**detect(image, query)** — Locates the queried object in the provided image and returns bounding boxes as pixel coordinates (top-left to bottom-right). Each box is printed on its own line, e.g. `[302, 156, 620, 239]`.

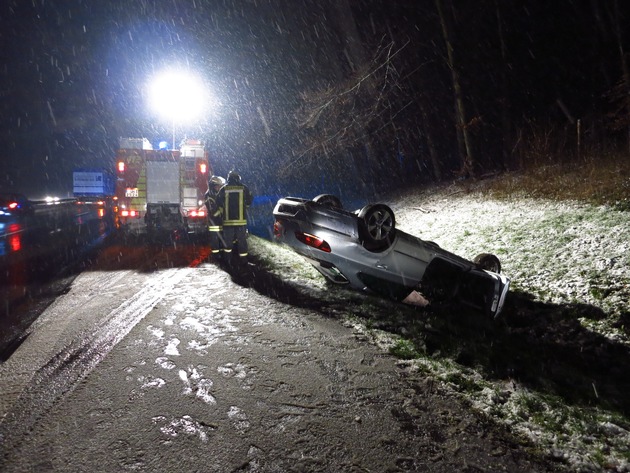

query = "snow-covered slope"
[392, 187, 629, 341]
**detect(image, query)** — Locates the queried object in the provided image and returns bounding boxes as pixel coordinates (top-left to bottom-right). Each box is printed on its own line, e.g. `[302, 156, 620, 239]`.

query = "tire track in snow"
[0, 266, 191, 461]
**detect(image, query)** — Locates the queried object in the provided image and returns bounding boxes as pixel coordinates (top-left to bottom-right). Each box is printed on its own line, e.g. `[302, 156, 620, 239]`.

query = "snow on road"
[2, 259, 554, 472]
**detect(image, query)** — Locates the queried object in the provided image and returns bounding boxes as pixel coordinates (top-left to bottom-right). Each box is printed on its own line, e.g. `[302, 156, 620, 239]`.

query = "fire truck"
[113, 138, 212, 237]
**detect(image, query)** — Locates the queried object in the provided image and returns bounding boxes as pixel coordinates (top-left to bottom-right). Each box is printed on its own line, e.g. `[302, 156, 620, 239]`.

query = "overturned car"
[272, 195, 510, 318]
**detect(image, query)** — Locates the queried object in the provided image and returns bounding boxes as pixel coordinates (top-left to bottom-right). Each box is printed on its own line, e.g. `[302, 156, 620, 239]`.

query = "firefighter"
[204, 175, 227, 260]
[216, 170, 253, 266]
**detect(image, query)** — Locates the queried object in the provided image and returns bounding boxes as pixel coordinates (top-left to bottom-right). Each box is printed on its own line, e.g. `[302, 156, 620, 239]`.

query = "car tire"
[473, 253, 501, 273]
[358, 204, 396, 250]
[313, 194, 343, 209]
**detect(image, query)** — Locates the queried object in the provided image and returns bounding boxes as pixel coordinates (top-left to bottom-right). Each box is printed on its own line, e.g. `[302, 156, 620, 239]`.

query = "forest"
[1, 0, 629, 196]
[284, 0, 630, 193]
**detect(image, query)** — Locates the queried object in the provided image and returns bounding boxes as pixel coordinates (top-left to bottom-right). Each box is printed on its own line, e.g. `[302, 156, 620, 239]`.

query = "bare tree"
[285, 41, 412, 179]
[609, 0, 630, 154]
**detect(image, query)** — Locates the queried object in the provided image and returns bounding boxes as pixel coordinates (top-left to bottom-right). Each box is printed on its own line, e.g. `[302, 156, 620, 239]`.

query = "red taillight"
[129, 210, 137, 217]
[189, 209, 205, 217]
[118, 161, 125, 172]
[199, 163, 207, 174]
[121, 210, 129, 217]
[8, 202, 18, 210]
[295, 231, 331, 252]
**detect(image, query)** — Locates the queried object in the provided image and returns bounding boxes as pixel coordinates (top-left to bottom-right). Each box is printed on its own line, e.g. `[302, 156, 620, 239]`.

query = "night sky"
[1, 0, 628, 199]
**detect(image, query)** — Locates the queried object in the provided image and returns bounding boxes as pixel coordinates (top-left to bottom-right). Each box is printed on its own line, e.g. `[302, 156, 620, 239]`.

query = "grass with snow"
[393, 190, 629, 331]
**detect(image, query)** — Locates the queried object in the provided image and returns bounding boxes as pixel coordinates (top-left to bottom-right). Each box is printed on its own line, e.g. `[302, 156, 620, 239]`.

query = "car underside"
[273, 195, 510, 318]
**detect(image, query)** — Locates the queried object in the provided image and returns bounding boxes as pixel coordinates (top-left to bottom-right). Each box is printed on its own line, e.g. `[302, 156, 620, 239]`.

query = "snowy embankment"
[387, 187, 630, 472]
[251, 184, 630, 472]
[391, 186, 629, 341]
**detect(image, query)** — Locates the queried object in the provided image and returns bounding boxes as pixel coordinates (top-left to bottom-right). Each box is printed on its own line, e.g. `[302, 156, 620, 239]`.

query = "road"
[0, 200, 112, 364]
[0, 240, 560, 472]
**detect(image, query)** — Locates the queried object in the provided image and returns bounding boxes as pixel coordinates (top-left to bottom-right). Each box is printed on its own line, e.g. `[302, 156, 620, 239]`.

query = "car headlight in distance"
[295, 231, 331, 253]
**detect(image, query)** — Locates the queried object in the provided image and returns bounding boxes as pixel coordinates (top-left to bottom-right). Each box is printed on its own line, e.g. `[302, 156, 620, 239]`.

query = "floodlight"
[148, 71, 207, 123]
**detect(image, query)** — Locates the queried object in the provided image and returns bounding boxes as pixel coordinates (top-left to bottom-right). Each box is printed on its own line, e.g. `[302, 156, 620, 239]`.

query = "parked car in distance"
[0, 193, 34, 220]
[272, 194, 510, 318]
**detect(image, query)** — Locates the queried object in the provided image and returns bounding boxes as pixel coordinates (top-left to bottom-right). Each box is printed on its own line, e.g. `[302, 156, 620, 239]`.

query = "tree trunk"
[611, 0, 630, 155]
[435, 0, 475, 178]
[494, 0, 511, 170]
[418, 99, 442, 181]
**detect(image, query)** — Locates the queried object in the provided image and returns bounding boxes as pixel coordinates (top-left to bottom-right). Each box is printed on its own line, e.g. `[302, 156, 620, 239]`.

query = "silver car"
[272, 194, 510, 318]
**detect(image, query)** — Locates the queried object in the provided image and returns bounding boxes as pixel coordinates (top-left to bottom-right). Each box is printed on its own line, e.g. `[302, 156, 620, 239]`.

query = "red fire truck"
[113, 138, 212, 238]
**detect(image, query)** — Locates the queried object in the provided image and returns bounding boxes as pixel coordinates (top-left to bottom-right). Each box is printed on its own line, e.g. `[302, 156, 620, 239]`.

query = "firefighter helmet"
[209, 175, 226, 187]
[227, 170, 241, 184]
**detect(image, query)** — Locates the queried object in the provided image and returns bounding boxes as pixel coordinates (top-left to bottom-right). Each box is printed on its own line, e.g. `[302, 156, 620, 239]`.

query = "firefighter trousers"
[208, 230, 224, 254]
[222, 225, 248, 257]
[208, 217, 225, 255]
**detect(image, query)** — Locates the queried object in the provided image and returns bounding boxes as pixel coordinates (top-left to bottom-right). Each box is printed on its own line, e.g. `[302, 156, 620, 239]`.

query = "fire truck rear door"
[146, 161, 179, 203]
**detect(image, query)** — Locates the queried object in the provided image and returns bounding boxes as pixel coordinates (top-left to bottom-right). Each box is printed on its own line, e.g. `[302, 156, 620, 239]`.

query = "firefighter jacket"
[204, 189, 223, 231]
[217, 184, 253, 227]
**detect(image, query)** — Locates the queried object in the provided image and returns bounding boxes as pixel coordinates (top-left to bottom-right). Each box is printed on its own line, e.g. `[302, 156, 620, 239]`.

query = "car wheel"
[473, 253, 501, 273]
[358, 204, 396, 249]
[313, 194, 343, 209]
